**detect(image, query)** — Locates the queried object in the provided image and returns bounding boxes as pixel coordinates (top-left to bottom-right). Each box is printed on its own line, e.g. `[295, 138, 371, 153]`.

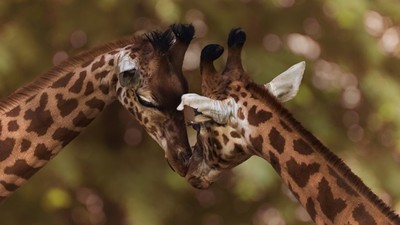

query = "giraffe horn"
[145, 29, 175, 54]
[223, 28, 246, 74]
[200, 44, 224, 76]
[170, 24, 195, 45]
[170, 24, 195, 72]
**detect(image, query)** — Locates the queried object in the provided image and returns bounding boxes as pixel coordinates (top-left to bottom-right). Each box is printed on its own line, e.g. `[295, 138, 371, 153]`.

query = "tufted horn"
[200, 44, 224, 96]
[200, 44, 224, 76]
[170, 24, 195, 72]
[145, 29, 175, 54]
[223, 28, 246, 74]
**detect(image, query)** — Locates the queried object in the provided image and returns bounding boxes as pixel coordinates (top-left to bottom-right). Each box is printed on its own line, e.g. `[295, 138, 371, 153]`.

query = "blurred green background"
[1, 0, 400, 224]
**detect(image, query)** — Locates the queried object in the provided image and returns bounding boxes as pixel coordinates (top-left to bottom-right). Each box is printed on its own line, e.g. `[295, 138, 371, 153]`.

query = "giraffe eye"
[136, 92, 159, 109]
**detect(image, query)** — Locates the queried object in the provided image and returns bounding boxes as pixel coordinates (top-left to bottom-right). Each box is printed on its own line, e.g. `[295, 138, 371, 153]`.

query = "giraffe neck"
[228, 81, 400, 225]
[0, 44, 127, 200]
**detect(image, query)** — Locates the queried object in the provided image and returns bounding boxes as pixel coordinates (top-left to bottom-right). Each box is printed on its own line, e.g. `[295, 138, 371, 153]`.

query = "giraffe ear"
[119, 69, 140, 88]
[264, 61, 305, 102]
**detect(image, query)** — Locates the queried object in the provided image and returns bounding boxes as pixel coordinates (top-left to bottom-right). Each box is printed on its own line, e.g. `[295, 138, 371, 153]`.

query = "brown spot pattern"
[237, 107, 245, 120]
[250, 135, 264, 153]
[0, 181, 18, 192]
[99, 84, 109, 95]
[286, 158, 320, 188]
[293, 139, 313, 155]
[6, 106, 21, 117]
[51, 72, 74, 88]
[85, 97, 105, 111]
[21, 139, 31, 152]
[7, 120, 19, 131]
[55, 94, 78, 117]
[268, 127, 285, 154]
[24, 93, 54, 136]
[306, 198, 317, 221]
[95, 71, 109, 80]
[84, 82, 94, 96]
[230, 94, 239, 102]
[222, 134, 229, 145]
[235, 85, 241, 92]
[69, 71, 86, 93]
[4, 159, 40, 179]
[91, 55, 106, 71]
[230, 131, 241, 138]
[0, 138, 16, 161]
[52, 128, 80, 147]
[34, 143, 52, 160]
[233, 143, 245, 154]
[269, 151, 281, 174]
[317, 177, 346, 223]
[248, 105, 272, 126]
[352, 204, 377, 225]
[73, 112, 94, 128]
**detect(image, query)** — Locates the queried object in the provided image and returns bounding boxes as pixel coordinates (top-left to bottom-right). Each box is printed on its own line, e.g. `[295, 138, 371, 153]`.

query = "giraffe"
[178, 28, 400, 225]
[0, 24, 194, 202]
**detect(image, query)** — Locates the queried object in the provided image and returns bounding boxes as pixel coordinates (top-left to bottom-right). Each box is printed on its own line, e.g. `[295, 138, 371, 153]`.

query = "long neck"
[0, 50, 121, 200]
[229, 81, 400, 225]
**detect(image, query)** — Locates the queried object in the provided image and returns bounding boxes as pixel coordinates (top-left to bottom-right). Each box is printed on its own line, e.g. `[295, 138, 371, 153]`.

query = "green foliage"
[0, 0, 400, 224]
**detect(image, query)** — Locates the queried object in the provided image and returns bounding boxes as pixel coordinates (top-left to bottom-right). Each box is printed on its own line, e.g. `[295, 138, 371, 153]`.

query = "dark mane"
[246, 81, 400, 224]
[0, 34, 144, 115]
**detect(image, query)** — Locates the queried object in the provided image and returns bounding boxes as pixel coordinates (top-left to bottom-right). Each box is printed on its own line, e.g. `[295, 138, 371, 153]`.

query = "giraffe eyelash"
[135, 91, 160, 109]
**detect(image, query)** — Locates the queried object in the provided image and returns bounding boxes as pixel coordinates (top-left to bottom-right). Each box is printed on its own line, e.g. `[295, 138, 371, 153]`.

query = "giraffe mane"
[245, 82, 400, 224]
[0, 34, 144, 115]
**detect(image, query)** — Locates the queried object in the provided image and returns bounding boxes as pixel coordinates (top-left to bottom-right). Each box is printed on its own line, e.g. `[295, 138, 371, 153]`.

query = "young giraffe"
[178, 29, 400, 224]
[0, 24, 194, 202]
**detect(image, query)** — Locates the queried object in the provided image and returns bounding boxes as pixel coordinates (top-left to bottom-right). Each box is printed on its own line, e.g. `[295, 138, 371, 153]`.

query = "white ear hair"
[264, 61, 305, 102]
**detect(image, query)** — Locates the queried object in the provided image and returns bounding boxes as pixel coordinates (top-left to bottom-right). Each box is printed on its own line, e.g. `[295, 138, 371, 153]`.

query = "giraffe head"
[179, 28, 305, 188]
[116, 24, 194, 177]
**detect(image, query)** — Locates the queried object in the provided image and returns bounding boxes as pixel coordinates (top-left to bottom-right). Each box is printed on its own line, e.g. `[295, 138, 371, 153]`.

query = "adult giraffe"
[0, 24, 194, 202]
[179, 28, 400, 225]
